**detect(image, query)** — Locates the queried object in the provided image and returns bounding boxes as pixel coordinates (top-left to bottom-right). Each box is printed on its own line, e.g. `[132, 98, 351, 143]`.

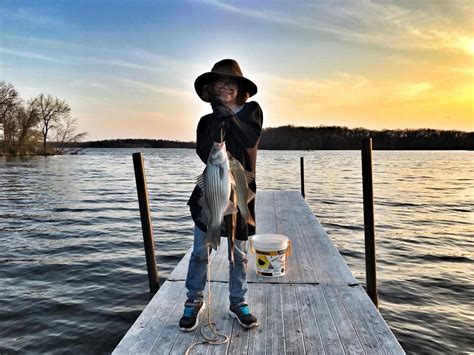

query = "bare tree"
[15, 100, 41, 154]
[33, 94, 71, 154]
[53, 116, 87, 153]
[0, 82, 22, 153]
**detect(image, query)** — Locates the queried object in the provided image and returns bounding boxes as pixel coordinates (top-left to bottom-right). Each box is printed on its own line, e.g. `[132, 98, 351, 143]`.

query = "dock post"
[300, 157, 305, 198]
[132, 152, 160, 294]
[361, 138, 379, 308]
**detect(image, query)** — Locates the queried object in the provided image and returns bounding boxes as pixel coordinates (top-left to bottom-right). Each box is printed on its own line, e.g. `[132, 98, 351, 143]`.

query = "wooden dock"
[113, 191, 404, 354]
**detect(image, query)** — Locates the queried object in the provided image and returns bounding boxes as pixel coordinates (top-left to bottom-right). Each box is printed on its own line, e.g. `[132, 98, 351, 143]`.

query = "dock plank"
[297, 284, 345, 355]
[281, 284, 306, 354]
[247, 283, 267, 355]
[113, 190, 404, 355]
[265, 284, 285, 354]
[322, 284, 365, 354]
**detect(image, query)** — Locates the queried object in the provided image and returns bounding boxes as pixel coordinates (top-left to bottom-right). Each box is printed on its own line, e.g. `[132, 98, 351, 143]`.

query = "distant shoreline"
[73, 126, 473, 151]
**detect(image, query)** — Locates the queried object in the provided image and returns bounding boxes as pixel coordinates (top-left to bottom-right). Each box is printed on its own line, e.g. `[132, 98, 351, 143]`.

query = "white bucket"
[250, 234, 291, 277]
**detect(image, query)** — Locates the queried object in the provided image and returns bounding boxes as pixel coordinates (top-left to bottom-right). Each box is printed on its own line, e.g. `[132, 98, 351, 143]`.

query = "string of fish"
[185, 123, 233, 354]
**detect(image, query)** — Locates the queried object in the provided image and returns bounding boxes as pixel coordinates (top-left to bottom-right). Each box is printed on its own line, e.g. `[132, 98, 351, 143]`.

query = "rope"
[184, 247, 230, 354]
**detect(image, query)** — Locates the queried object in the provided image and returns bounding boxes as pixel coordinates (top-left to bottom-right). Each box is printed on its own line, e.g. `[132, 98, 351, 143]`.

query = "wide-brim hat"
[194, 59, 258, 102]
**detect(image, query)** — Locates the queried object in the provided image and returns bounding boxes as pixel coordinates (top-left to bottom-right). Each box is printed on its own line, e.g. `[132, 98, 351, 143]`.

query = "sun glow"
[457, 37, 474, 56]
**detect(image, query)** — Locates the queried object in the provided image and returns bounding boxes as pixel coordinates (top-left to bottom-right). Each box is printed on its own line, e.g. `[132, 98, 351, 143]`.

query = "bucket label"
[255, 249, 286, 256]
[255, 250, 287, 277]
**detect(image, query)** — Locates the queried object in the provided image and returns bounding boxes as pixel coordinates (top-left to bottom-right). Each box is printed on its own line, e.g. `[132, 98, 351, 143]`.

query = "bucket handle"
[249, 238, 292, 256]
[249, 238, 255, 254]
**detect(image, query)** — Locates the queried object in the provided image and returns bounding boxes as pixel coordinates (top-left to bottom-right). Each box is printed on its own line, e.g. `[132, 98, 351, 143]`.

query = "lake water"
[0, 149, 473, 354]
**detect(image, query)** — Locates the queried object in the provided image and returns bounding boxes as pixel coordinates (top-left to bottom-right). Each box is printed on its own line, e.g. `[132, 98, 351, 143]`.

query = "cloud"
[202, 0, 473, 54]
[0, 47, 67, 64]
[68, 79, 109, 90]
[1, 45, 168, 75]
[1, 7, 65, 27]
[118, 78, 193, 98]
[256, 71, 370, 96]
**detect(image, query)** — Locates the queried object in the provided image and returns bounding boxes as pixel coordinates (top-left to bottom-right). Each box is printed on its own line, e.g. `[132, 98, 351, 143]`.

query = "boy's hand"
[210, 97, 233, 121]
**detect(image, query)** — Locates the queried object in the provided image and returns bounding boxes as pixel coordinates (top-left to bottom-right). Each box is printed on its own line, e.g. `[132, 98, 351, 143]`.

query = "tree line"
[77, 125, 473, 150]
[0, 82, 86, 155]
[76, 138, 195, 149]
[258, 125, 473, 150]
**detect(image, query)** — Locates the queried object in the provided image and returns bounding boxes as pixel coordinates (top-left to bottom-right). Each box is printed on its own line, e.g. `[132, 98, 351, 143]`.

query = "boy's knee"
[191, 247, 209, 262]
[229, 245, 248, 263]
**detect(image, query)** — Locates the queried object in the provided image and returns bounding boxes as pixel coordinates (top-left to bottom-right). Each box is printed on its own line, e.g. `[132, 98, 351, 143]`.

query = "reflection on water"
[0, 149, 473, 353]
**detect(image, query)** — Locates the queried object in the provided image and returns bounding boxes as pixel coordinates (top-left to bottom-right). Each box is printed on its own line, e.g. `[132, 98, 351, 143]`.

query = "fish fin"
[246, 189, 256, 203]
[245, 171, 255, 184]
[245, 213, 256, 227]
[196, 194, 210, 226]
[223, 201, 237, 216]
[195, 173, 205, 190]
[229, 171, 236, 187]
[219, 165, 225, 179]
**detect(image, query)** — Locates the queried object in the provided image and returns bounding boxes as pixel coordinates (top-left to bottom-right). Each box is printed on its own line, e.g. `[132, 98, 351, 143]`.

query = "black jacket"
[187, 101, 263, 240]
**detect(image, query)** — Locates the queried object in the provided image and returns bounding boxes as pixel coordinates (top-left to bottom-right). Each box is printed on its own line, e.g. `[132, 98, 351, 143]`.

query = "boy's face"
[213, 78, 238, 105]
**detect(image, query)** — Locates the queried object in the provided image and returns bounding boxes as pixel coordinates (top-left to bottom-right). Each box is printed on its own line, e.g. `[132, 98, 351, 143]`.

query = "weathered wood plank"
[296, 284, 344, 355]
[282, 191, 331, 284]
[265, 284, 285, 354]
[274, 191, 300, 283]
[255, 191, 276, 235]
[351, 285, 405, 355]
[322, 284, 365, 354]
[293, 284, 326, 354]
[286, 191, 359, 285]
[281, 284, 306, 354]
[336, 284, 383, 354]
[247, 283, 267, 355]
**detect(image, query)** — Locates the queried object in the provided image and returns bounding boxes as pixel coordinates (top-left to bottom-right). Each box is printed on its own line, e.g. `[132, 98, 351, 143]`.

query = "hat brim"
[194, 72, 258, 102]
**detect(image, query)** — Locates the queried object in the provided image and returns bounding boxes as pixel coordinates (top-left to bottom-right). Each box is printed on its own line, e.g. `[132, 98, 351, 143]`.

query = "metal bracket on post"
[361, 138, 379, 309]
[132, 152, 160, 294]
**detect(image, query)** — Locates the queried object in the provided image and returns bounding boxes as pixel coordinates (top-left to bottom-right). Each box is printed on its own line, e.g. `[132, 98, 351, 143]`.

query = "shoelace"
[239, 306, 250, 316]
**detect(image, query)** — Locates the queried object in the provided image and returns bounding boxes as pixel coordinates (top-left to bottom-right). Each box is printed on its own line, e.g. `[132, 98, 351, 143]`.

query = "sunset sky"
[1, 0, 473, 141]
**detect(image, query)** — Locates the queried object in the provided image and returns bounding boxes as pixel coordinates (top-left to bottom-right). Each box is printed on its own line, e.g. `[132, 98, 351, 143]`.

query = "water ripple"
[0, 149, 473, 353]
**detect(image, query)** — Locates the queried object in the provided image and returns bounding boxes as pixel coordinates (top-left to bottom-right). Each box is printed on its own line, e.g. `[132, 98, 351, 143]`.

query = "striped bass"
[196, 141, 237, 250]
[229, 156, 256, 227]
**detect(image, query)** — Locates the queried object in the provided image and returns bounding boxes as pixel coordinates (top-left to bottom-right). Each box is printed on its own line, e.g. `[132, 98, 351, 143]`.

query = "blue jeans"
[185, 226, 248, 305]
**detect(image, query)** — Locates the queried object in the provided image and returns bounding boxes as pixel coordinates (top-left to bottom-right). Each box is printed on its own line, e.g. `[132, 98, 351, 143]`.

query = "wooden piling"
[300, 156, 305, 198]
[132, 152, 160, 294]
[361, 138, 379, 308]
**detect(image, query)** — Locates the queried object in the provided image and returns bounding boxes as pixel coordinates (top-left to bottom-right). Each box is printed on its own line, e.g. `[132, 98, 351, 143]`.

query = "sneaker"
[179, 299, 206, 332]
[229, 303, 258, 329]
